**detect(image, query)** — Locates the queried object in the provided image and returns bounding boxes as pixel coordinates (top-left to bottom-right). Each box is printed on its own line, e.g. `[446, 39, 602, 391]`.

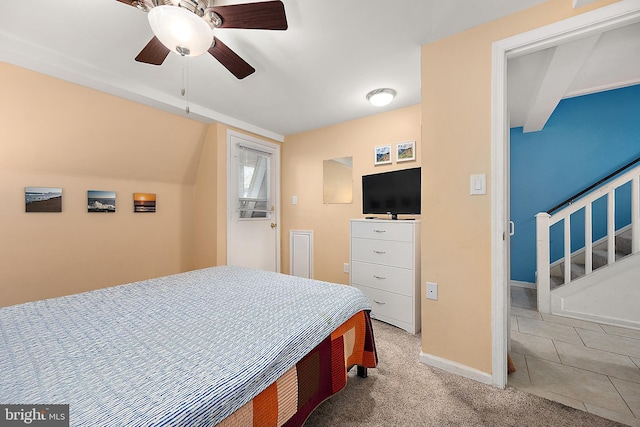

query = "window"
[237, 145, 271, 219]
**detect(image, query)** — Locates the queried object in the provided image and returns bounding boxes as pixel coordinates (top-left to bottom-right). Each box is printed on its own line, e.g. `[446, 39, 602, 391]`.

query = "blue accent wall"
[510, 84, 640, 283]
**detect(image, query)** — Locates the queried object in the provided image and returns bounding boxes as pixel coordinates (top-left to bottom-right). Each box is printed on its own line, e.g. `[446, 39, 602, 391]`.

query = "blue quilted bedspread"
[0, 266, 372, 426]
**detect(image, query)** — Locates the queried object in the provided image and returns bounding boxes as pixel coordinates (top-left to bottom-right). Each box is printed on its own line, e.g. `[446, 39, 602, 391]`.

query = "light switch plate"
[470, 174, 486, 195]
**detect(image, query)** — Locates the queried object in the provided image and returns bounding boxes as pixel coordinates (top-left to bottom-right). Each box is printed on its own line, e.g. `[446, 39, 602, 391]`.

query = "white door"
[227, 130, 280, 272]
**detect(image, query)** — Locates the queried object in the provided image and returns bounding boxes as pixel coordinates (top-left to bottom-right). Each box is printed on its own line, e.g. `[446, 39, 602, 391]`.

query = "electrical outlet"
[343, 263, 350, 273]
[426, 282, 438, 300]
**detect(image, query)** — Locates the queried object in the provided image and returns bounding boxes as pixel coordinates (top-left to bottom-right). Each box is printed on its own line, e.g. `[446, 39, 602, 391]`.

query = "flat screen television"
[362, 167, 421, 219]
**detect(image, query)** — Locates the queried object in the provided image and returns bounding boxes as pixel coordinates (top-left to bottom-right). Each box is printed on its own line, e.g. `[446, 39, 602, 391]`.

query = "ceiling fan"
[116, 0, 288, 79]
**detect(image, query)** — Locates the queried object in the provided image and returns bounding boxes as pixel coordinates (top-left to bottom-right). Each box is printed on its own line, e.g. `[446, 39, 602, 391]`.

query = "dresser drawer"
[351, 221, 414, 242]
[354, 285, 413, 325]
[351, 238, 413, 269]
[350, 219, 421, 334]
[351, 261, 413, 296]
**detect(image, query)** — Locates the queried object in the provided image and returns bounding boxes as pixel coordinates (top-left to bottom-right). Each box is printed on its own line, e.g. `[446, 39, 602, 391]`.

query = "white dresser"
[350, 219, 421, 334]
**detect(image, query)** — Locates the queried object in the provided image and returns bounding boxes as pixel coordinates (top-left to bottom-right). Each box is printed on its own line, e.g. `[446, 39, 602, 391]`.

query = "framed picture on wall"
[88, 190, 116, 213]
[374, 145, 392, 165]
[396, 141, 416, 162]
[25, 187, 62, 213]
[133, 193, 157, 213]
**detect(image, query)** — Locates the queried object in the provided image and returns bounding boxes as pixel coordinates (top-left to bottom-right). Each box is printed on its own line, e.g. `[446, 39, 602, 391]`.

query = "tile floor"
[508, 287, 640, 426]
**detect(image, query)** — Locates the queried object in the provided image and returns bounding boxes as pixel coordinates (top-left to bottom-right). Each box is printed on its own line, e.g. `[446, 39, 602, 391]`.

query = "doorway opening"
[491, 1, 640, 389]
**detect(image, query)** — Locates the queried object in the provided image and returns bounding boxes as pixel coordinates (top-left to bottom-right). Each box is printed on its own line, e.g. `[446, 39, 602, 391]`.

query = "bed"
[0, 266, 377, 426]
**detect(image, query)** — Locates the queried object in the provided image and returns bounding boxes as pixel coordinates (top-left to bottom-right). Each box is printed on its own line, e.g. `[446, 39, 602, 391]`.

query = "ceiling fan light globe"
[148, 6, 213, 57]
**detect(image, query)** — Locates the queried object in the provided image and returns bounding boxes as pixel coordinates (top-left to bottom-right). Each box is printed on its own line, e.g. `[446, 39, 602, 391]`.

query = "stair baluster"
[633, 176, 640, 254]
[535, 160, 640, 314]
[608, 188, 615, 265]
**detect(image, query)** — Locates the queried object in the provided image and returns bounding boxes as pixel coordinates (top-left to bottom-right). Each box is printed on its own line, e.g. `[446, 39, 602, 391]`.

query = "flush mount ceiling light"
[147, 5, 214, 57]
[366, 88, 397, 107]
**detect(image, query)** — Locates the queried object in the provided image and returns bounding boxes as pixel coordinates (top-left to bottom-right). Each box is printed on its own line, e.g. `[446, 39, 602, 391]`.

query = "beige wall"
[0, 62, 208, 307]
[420, 0, 619, 373]
[193, 123, 223, 269]
[282, 105, 421, 284]
[0, 62, 281, 307]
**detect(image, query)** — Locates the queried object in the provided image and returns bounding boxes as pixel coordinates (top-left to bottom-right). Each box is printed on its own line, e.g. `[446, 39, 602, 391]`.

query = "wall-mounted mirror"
[323, 157, 353, 204]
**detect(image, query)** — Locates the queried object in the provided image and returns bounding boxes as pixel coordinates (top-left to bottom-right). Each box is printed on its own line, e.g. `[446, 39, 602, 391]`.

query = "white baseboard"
[551, 308, 640, 331]
[420, 352, 493, 386]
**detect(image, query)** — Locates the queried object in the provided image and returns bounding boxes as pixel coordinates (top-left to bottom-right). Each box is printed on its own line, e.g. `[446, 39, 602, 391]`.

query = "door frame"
[491, 0, 640, 388]
[226, 129, 281, 272]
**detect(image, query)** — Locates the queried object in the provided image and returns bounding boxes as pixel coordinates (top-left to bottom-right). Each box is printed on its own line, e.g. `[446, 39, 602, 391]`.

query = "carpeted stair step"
[592, 247, 628, 270]
[571, 262, 585, 279]
[557, 261, 585, 280]
[550, 275, 564, 290]
[593, 249, 608, 269]
[615, 228, 633, 255]
[545, 228, 634, 289]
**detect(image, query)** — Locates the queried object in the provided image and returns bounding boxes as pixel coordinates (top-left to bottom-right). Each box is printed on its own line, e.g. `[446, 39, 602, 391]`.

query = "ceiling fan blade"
[209, 37, 256, 79]
[211, 1, 288, 30]
[135, 37, 170, 66]
[115, 0, 138, 7]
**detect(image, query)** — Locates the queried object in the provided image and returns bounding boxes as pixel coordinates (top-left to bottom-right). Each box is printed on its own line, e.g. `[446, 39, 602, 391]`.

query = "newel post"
[536, 212, 551, 314]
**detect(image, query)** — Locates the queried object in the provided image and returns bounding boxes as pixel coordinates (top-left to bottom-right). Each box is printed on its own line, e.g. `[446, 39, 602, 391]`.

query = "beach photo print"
[88, 190, 116, 213]
[133, 193, 157, 213]
[25, 187, 62, 212]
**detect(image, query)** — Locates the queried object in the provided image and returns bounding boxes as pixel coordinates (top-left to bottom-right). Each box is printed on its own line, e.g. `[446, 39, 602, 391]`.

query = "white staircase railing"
[536, 165, 640, 313]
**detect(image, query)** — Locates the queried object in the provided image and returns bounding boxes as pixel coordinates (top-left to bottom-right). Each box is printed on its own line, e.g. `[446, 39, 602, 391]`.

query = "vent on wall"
[290, 230, 313, 278]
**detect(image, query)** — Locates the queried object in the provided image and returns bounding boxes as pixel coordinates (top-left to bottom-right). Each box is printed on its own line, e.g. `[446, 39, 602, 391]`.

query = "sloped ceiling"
[0, 62, 208, 185]
[508, 21, 640, 132]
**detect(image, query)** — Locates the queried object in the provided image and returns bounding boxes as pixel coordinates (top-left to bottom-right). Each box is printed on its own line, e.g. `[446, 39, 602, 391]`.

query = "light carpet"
[304, 319, 623, 426]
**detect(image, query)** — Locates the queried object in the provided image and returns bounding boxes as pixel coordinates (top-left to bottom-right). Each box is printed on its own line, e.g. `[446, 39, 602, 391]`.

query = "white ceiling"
[1, 0, 638, 140]
[508, 20, 640, 132]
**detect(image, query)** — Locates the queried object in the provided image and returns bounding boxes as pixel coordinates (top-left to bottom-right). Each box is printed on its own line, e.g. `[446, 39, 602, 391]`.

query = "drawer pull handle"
[373, 229, 386, 233]
[373, 250, 386, 254]
[373, 275, 386, 280]
[373, 300, 386, 305]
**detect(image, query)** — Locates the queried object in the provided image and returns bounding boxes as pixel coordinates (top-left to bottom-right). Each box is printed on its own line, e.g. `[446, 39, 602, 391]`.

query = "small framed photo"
[396, 141, 416, 162]
[134, 193, 157, 213]
[374, 145, 392, 165]
[88, 190, 116, 213]
[25, 187, 62, 212]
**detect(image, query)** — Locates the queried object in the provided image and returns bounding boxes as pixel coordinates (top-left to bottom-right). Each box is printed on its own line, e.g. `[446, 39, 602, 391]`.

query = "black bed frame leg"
[357, 365, 368, 378]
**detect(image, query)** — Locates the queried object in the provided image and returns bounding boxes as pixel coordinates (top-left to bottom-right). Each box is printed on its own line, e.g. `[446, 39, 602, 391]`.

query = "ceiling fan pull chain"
[182, 56, 190, 114]
[181, 56, 186, 97]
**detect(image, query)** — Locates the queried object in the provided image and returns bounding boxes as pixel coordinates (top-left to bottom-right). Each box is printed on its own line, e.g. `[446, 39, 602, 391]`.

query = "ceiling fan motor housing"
[169, 0, 222, 28]
[133, 1, 213, 18]
[168, 0, 210, 17]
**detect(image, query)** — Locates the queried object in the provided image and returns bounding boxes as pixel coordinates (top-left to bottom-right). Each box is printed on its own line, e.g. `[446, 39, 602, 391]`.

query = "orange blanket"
[218, 310, 377, 426]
